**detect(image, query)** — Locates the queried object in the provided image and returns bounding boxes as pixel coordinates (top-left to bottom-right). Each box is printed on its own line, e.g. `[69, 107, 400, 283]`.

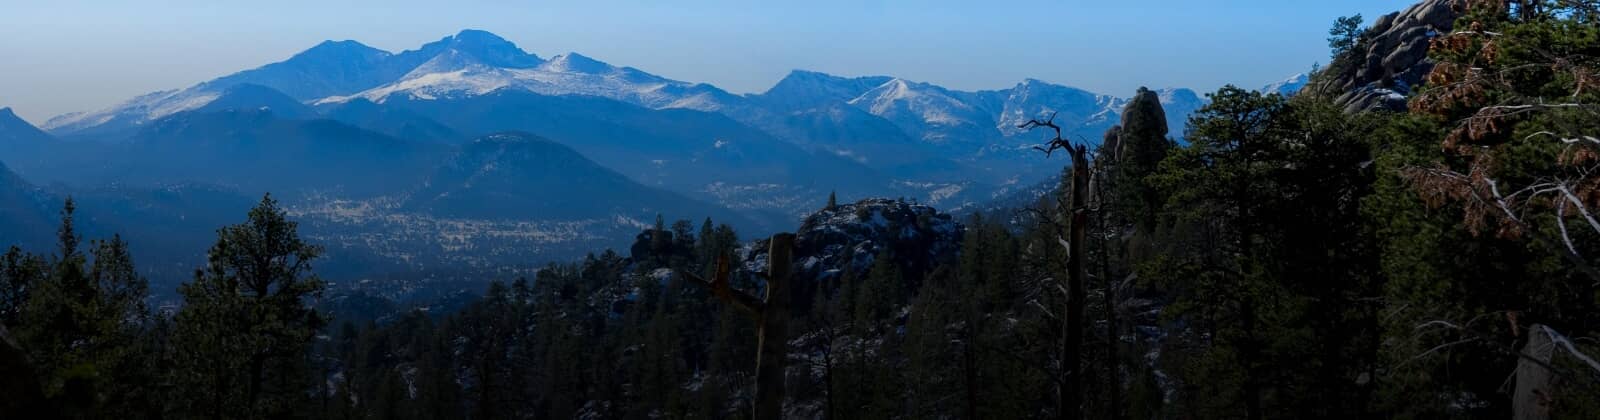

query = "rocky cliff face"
[1325, 0, 1461, 113]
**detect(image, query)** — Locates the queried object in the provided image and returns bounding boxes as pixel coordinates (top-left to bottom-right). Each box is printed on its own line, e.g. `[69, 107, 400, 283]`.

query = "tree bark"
[754, 233, 794, 420]
[677, 233, 794, 420]
[1063, 146, 1089, 420]
[1514, 324, 1556, 420]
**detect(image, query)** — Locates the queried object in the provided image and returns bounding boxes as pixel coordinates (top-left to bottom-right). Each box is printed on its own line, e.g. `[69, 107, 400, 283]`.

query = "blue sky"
[0, 0, 1414, 124]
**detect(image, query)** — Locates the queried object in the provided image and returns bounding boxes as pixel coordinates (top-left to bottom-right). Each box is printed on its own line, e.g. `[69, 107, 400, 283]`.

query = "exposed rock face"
[1117, 88, 1169, 154]
[1327, 0, 1461, 113]
[1094, 87, 1169, 165]
[739, 198, 963, 313]
[792, 198, 962, 280]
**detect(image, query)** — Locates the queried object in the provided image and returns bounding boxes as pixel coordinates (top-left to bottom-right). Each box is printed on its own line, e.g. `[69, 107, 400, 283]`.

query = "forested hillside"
[2, 1, 1599, 419]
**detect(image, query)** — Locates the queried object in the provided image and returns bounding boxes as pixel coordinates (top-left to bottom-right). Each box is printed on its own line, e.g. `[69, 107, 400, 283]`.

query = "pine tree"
[1143, 86, 1381, 418]
[10, 199, 155, 417]
[1326, 14, 1363, 58]
[1379, 2, 1600, 415]
[1146, 86, 1287, 420]
[697, 218, 717, 268]
[171, 193, 328, 418]
[0, 246, 45, 327]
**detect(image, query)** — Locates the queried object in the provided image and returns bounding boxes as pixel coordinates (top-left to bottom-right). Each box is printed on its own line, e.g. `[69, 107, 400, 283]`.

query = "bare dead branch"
[1537, 325, 1600, 376]
[679, 254, 766, 317]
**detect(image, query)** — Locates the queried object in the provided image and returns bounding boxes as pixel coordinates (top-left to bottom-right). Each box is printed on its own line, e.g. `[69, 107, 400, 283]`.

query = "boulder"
[1325, 0, 1461, 113]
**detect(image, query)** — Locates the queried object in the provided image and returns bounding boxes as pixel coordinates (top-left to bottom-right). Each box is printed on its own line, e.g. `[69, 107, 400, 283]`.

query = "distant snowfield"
[314, 52, 741, 115]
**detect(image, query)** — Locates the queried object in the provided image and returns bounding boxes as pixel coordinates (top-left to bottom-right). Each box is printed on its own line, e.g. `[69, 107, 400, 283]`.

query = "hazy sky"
[0, 0, 1414, 124]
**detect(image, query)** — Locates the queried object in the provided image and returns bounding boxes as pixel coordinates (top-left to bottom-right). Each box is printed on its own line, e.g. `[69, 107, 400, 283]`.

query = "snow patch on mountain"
[996, 78, 1121, 137]
[1261, 73, 1310, 97]
[318, 51, 746, 114]
[851, 79, 977, 126]
[43, 89, 222, 133]
[846, 78, 998, 144]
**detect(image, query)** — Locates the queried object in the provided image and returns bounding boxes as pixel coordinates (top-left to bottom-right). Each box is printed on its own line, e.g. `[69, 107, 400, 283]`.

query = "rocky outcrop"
[1116, 88, 1169, 156]
[738, 198, 962, 314]
[792, 198, 961, 279]
[1325, 0, 1460, 113]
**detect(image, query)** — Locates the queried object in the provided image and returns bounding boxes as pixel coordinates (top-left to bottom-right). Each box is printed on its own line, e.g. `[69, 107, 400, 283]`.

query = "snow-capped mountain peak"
[752, 70, 893, 112]
[851, 78, 972, 121]
[413, 29, 542, 69]
[542, 52, 614, 74]
[1261, 73, 1310, 97]
[403, 48, 497, 78]
[845, 78, 1002, 145]
[996, 78, 1117, 137]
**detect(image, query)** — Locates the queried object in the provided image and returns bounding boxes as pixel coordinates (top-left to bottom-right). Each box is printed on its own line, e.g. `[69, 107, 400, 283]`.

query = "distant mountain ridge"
[0, 160, 54, 248]
[4, 30, 1323, 219]
[0, 28, 1320, 299]
[0, 108, 71, 182]
[0, 107, 51, 144]
[35, 29, 1222, 150]
[3, 29, 1317, 246]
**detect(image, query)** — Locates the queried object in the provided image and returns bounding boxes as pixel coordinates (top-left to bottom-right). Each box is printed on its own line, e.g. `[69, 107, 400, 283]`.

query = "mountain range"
[34, 30, 1217, 177]
[0, 29, 1303, 295]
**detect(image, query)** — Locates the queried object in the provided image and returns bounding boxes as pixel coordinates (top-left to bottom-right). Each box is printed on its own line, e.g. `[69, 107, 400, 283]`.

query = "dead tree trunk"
[755, 234, 793, 420]
[1064, 144, 1089, 420]
[682, 233, 795, 420]
[1514, 324, 1557, 420]
[1021, 113, 1090, 420]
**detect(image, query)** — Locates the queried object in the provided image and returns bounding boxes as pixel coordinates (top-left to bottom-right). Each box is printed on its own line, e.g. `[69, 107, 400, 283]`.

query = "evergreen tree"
[1378, 2, 1600, 415]
[0, 246, 45, 327]
[171, 193, 328, 418]
[1327, 14, 1364, 58]
[1144, 86, 1381, 418]
[7, 199, 156, 417]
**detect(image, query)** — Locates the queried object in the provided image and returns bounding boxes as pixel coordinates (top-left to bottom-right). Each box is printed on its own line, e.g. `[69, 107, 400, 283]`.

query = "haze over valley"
[0, 29, 1287, 298]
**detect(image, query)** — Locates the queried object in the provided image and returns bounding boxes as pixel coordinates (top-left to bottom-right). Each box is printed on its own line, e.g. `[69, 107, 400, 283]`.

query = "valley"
[0, 29, 1292, 299]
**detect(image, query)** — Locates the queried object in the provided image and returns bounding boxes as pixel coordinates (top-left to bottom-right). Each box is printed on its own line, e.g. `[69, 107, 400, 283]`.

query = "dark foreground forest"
[4, 1, 1600, 419]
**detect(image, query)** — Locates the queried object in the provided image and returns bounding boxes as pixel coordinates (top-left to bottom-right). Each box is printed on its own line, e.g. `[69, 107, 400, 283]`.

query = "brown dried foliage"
[1402, 157, 1523, 239]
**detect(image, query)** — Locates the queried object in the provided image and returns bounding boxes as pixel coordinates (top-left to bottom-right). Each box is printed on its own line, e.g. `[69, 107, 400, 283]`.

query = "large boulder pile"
[1324, 0, 1461, 113]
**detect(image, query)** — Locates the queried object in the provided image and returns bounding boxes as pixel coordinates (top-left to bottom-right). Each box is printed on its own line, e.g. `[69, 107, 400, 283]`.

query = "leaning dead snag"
[681, 233, 795, 420]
